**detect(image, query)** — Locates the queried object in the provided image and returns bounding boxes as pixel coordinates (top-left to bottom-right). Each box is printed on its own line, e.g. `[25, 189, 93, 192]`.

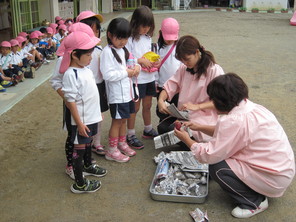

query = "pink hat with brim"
[10, 39, 20, 47]
[58, 20, 65, 25]
[16, 36, 27, 44]
[76, 10, 103, 23]
[49, 23, 58, 34]
[18, 32, 28, 38]
[29, 32, 39, 39]
[33, 30, 43, 37]
[58, 24, 67, 31]
[57, 22, 101, 57]
[46, 27, 54, 34]
[55, 16, 62, 22]
[59, 31, 100, 74]
[161, 18, 179, 41]
[0, 41, 11, 48]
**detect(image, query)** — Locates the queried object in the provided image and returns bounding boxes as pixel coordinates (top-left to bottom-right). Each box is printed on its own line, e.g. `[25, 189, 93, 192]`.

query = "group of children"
[50, 7, 183, 193]
[0, 15, 72, 92]
[48, 6, 295, 220]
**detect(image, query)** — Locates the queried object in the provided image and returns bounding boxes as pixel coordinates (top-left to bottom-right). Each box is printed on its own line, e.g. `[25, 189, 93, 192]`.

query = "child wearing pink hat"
[51, 22, 101, 180]
[0, 41, 24, 81]
[76, 11, 108, 156]
[9, 39, 26, 80]
[60, 31, 107, 193]
[155, 18, 181, 124]
[27, 32, 43, 62]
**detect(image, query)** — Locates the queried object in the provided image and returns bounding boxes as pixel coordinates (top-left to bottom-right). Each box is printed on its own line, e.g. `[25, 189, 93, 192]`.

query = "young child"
[125, 6, 158, 150]
[157, 35, 224, 142]
[175, 73, 295, 218]
[155, 17, 181, 123]
[76, 11, 109, 156]
[50, 23, 100, 180]
[27, 32, 43, 62]
[10, 39, 25, 74]
[60, 31, 107, 193]
[100, 18, 140, 163]
[0, 41, 24, 81]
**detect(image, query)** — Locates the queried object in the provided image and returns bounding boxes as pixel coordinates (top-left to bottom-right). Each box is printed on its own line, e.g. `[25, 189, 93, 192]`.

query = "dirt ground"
[0, 11, 295, 222]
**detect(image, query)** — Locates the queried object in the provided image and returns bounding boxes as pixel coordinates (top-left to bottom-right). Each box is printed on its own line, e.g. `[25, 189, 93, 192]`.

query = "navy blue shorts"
[109, 101, 135, 119]
[71, 123, 98, 144]
[134, 81, 156, 99]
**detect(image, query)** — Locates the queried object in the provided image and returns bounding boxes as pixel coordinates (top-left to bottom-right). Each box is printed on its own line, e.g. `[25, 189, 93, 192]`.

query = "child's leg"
[142, 95, 158, 139]
[72, 144, 86, 186]
[105, 118, 130, 162]
[92, 121, 106, 155]
[127, 99, 144, 149]
[118, 119, 136, 156]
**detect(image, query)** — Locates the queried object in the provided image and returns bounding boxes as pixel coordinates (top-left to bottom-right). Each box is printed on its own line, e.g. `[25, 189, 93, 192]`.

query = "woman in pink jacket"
[157, 35, 224, 142]
[175, 73, 295, 218]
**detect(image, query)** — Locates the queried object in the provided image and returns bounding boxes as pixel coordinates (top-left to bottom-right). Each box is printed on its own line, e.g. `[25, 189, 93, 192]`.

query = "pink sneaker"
[105, 148, 130, 163]
[118, 143, 136, 157]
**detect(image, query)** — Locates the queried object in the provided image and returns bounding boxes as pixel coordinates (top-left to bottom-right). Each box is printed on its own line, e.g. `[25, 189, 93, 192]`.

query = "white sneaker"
[65, 165, 75, 180]
[231, 198, 268, 218]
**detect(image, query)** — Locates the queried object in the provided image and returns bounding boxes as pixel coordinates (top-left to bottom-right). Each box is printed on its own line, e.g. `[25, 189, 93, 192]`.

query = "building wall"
[244, 0, 288, 10]
[102, 0, 113, 13]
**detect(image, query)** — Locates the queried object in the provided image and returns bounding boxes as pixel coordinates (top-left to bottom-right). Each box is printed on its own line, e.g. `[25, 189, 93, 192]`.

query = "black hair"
[39, 27, 47, 34]
[207, 73, 249, 112]
[80, 16, 101, 38]
[107, 17, 131, 64]
[72, 47, 95, 59]
[130, 5, 155, 40]
[157, 30, 166, 49]
[175, 35, 216, 78]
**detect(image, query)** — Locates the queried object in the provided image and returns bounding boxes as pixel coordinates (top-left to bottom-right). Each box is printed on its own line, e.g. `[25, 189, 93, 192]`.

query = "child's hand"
[153, 60, 162, 69]
[181, 102, 200, 111]
[133, 65, 141, 77]
[138, 57, 153, 69]
[127, 68, 135, 77]
[77, 123, 90, 138]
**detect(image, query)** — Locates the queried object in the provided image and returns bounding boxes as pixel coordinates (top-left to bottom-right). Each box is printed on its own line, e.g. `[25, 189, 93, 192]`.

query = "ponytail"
[110, 46, 130, 64]
[196, 47, 216, 77]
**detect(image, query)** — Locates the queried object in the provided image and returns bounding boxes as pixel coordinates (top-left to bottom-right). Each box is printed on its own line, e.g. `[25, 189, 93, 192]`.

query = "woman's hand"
[174, 127, 191, 142]
[182, 121, 201, 131]
[158, 99, 170, 115]
[181, 102, 200, 111]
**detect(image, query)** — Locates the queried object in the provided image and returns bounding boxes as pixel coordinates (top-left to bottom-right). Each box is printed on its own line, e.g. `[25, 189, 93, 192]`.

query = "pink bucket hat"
[161, 18, 179, 41]
[58, 20, 65, 25]
[0, 41, 11, 48]
[76, 10, 103, 23]
[29, 32, 39, 39]
[10, 39, 20, 47]
[18, 32, 28, 38]
[56, 22, 101, 57]
[16, 36, 27, 44]
[59, 31, 100, 74]
[49, 23, 58, 34]
[46, 27, 54, 34]
[58, 24, 67, 31]
[55, 16, 62, 22]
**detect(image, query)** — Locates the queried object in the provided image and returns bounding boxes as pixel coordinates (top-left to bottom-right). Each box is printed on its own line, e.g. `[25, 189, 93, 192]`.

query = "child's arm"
[181, 101, 215, 111]
[66, 101, 90, 137]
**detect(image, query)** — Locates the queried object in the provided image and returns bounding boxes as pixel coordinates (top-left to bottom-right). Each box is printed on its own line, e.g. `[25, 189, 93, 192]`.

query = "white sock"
[127, 129, 135, 138]
[144, 124, 152, 133]
[92, 122, 102, 146]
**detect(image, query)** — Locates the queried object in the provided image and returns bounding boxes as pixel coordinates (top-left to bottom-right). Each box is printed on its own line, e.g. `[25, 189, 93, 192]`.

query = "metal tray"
[149, 163, 209, 204]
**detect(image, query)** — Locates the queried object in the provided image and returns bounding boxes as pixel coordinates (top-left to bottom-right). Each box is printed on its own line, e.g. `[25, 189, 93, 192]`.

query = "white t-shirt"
[156, 44, 181, 87]
[10, 51, 23, 65]
[0, 53, 12, 70]
[62, 67, 102, 125]
[100, 45, 132, 104]
[126, 34, 157, 84]
[88, 46, 103, 84]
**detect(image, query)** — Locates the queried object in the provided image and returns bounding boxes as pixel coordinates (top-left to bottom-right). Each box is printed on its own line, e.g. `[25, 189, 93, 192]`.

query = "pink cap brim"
[59, 36, 100, 74]
[162, 33, 178, 41]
